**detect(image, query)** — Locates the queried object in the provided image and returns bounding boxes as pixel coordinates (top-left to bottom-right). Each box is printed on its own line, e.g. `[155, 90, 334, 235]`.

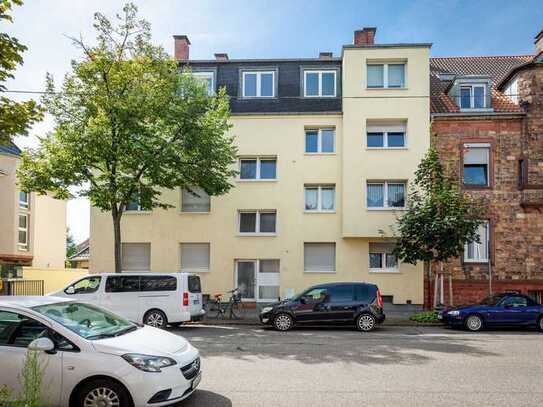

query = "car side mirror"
[28, 337, 55, 353]
[65, 286, 75, 295]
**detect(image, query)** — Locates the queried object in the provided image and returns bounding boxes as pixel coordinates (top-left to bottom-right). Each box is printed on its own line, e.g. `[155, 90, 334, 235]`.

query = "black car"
[259, 282, 385, 332]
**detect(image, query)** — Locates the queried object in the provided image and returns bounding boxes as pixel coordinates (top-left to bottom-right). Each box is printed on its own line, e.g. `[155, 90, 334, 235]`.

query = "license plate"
[191, 372, 202, 390]
[193, 299, 199, 304]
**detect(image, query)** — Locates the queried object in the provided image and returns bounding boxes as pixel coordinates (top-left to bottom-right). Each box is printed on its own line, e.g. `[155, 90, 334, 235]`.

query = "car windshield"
[32, 302, 137, 340]
[479, 295, 505, 306]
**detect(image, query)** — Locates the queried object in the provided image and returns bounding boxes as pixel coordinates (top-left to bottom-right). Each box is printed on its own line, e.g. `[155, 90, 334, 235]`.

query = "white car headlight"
[122, 353, 177, 373]
[261, 306, 274, 314]
[448, 310, 461, 316]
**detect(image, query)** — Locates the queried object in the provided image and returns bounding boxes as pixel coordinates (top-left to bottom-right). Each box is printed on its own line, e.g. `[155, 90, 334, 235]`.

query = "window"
[242, 71, 275, 97]
[328, 284, 354, 303]
[300, 287, 329, 303]
[367, 63, 405, 88]
[459, 85, 487, 109]
[239, 211, 276, 234]
[105, 276, 141, 293]
[305, 128, 335, 153]
[354, 284, 376, 302]
[180, 243, 210, 272]
[366, 182, 406, 209]
[518, 159, 527, 188]
[18, 214, 28, 250]
[369, 243, 398, 272]
[304, 242, 335, 272]
[463, 144, 490, 186]
[19, 191, 29, 209]
[140, 276, 177, 292]
[121, 243, 150, 271]
[501, 296, 528, 308]
[188, 275, 202, 293]
[181, 187, 210, 212]
[65, 276, 101, 295]
[0, 311, 48, 348]
[258, 259, 280, 300]
[464, 222, 489, 263]
[239, 157, 277, 180]
[192, 71, 214, 95]
[125, 192, 147, 212]
[304, 185, 335, 212]
[304, 70, 337, 97]
[366, 121, 406, 148]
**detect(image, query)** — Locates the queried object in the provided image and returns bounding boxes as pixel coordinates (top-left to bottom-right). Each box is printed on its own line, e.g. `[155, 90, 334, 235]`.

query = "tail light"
[376, 289, 383, 308]
[183, 292, 189, 306]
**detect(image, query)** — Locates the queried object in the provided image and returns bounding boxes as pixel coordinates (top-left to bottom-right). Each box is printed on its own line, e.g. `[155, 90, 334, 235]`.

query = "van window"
[354, 284, 376, 302]
[140, 276, 177, 292]
[327, 285, 353, 303]
[188, 275, 201, 293]
[67, 276, 101, 295]
[105, 276, 140, 293]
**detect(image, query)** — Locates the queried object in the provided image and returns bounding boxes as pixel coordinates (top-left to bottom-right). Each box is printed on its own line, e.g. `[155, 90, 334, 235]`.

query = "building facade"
[90, 28, 430, 307]
[0, 142, 67, 276]
[429, 30, 543, 306]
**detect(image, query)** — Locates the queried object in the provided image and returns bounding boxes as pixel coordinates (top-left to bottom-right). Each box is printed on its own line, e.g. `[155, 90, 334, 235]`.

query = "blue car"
[439, 293, 543, 332]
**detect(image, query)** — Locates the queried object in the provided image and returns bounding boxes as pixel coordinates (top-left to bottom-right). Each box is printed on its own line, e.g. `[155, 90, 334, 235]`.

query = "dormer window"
[192, 71, 215, 96]
[459, 84, 487, 109]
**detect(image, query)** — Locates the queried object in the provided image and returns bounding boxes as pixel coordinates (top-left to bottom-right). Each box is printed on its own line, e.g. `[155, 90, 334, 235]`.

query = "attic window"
[459, 84, 487, 109]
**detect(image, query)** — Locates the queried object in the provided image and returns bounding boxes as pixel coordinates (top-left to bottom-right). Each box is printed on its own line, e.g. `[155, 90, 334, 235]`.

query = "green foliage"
[0, 0, 43, 143]
[17, 3, 237, 272]
[0, 350, 44, 406]
[66, 228, 77, 258]
[394, 147, 484, 264]
[409, 311, 440, 323]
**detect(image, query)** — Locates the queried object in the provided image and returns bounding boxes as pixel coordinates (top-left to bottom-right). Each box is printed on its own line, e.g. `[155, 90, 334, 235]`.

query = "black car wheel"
[75, 378, 131, 407]
[143, 309, 167, 329]
[537, 316, 543, 332]
[356, 313, 376, 332]
[273, 313, 293, 331]
[465, 314, 484, 332]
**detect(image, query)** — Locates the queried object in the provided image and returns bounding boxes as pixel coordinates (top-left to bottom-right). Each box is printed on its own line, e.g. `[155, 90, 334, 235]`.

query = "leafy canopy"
[17, 3, 237, 216]
[394, 147, 483, 264]
[0, 0, 43, 143]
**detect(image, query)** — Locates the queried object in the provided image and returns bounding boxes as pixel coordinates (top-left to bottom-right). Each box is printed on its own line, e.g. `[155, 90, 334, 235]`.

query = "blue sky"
[5, 0, 543, 242]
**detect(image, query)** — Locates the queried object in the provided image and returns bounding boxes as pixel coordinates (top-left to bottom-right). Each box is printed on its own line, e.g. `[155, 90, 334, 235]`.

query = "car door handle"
[343, 306, 351, 310]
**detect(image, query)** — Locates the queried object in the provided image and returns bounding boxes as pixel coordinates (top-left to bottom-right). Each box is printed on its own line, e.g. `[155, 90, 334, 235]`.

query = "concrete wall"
[32, 194, 67, 269]
[0, 154, 20, 256]
[22, 267, 88, 294]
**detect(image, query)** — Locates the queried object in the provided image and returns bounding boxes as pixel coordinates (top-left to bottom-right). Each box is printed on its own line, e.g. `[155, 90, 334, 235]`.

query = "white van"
[51, 273, 205, 328]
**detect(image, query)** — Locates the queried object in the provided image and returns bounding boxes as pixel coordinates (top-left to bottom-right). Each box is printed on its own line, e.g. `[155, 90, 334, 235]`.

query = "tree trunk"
[112, 210, 122, 274]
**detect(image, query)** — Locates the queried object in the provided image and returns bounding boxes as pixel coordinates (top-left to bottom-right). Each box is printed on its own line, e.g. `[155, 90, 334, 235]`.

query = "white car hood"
[92, 326, 188, 357]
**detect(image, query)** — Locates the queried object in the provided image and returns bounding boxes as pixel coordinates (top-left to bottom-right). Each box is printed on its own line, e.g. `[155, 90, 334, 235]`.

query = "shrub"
[410, 311, 441, 323]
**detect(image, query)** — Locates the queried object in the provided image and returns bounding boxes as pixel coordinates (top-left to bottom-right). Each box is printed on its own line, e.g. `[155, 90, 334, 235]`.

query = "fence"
[0, 279, 44, 296]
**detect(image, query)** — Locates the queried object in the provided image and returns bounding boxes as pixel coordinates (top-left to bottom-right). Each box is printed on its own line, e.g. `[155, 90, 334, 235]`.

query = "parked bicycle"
[206, 288, 244, 319]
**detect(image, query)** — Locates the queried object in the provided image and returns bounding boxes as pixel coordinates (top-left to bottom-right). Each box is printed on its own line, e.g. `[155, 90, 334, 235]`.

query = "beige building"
[0, 142, 67, 276]
[90, 28, 430, 307]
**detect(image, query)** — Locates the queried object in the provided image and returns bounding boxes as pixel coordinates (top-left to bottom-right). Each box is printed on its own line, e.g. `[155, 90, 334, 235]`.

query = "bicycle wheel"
[230, 301, 244, 319]
[206, 301, 223, 319]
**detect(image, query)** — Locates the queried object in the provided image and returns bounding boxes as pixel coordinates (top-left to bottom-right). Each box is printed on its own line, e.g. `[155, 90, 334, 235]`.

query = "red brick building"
[428, 30, 543, 307]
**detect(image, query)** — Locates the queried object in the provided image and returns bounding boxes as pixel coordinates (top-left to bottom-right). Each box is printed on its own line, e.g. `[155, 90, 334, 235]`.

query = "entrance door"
[236, 261, 256, 300]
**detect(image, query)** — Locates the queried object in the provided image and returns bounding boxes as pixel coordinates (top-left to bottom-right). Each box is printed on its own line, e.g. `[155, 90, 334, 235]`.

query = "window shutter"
[180, 243, 210, 272]
[304, 243, 336, 272]
[366, 121, 406, 133]
[122, 243, 150, 271]
[464, 147, 489, 165]
[182, 187, 210, 212]
[369, 243, 396, 253]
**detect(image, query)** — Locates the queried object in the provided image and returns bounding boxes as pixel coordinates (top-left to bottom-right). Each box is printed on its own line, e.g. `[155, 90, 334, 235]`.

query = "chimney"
[214, 53, 229, 61]
[173, 35, 190, 60]
[535, 29, 543, 56]
[354, 27, 377, 46]
[319, 52, 333, 59]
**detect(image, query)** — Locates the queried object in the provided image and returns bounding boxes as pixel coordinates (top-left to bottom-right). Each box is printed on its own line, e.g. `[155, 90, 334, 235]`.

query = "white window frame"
[463, 143, 490, 187]
[238, 157, 277, 181]
[304, 185, 336, 212]
[19, 191, 29, 210]
[234, 259, 280, 302]
[366, 122, 407, 149]
[18, 213, 28, 250]
[366, 181, 407, 210]
[242, 71, 275, 98]
[192, 71, 215, 95]
[303, 70, 337, 97]
[369, 246, 399, 273]
[460, 84, 487, 109]
[367, 63, 406, 89]
[304, 128, 336, 154]
[464, 221, 489, 263]
[238, 210, 277, 235]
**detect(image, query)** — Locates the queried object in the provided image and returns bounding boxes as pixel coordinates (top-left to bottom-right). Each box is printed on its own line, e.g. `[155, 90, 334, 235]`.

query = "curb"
[194, 320, 443, 328]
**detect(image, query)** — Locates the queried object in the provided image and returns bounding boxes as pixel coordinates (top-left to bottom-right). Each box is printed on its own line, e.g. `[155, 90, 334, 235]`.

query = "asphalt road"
[170, 324, 543, 407]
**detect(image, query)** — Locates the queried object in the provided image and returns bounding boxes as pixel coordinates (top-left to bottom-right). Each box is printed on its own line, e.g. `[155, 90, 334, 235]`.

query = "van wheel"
[144, 310, 167, 329]
[356, 314, 376, 332]
[75, 378, 131, 407]
[273, 313, 293, 331]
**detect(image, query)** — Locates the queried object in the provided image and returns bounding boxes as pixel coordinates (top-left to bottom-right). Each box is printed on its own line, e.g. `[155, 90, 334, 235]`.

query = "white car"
[51, 273, 205, 328]
[0, 296, 201, 406]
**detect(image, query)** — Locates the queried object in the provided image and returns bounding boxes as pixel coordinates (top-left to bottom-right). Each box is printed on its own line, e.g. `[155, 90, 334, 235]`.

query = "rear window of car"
[140, 276, 177, 292]
[105, 276, 140, 293]
[188, 275, 201, 293]
[354, 284, 376, 302]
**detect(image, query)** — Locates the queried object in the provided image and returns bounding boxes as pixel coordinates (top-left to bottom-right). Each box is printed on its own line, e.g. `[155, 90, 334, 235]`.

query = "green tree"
[394, 147, 483, 307]
[0, 0, 43, 144]
[17, 3, 237, 273]
[66, 228, 77, 259]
